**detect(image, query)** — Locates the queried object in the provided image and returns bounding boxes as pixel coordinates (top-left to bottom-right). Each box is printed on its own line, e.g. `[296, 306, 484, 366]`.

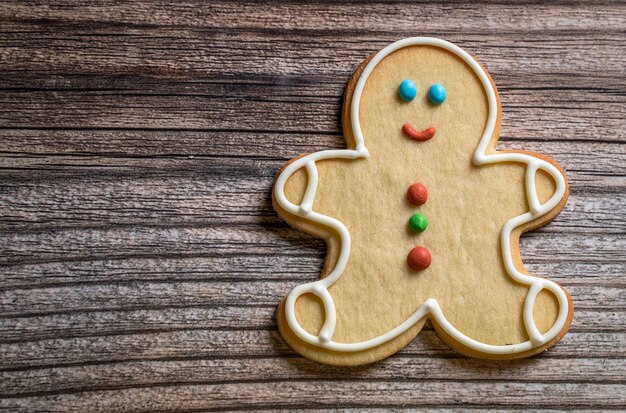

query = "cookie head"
[354, 44, 492, 161]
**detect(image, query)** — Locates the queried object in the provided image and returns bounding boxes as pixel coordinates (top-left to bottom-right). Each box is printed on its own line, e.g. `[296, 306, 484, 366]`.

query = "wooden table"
[1, 2, 625, 411]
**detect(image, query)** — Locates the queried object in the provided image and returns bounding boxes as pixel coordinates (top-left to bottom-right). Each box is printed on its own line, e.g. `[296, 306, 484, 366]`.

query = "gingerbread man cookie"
[273, 38, 573, 365]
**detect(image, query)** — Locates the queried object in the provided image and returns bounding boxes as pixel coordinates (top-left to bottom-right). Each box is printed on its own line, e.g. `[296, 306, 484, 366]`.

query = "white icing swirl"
[273, 37, 569, 355]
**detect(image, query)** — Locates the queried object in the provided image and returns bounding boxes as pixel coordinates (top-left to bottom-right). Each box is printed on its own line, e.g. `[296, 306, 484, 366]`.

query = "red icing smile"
[402, 124, 436, 141]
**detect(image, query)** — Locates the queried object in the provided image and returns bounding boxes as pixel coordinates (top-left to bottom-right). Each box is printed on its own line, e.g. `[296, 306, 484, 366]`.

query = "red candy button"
[407, 182, 428, 206]
[407, 246, 431, 271]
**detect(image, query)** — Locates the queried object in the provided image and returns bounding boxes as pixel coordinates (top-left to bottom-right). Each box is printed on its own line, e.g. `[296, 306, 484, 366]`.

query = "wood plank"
[0, 304, 623, 346]
[2, 138, 624, 181]
[2, 356, 625, 399]
[1, 25, 624, 75]
[1, 166, 624, 232]
[2, 1, 625, 33]
[2, 381, 625, 412]
[1, 129, 625, 162]
[1, 330, 624, 372]
[0, 86, 623, 142]
[1, 224, 623, 266]
[1, 154, 623, 195]
[1, 281, 624, 319]
[2, 257, 623, 293]
[0, 255, 326, 289]
[0, 13, 624, 79]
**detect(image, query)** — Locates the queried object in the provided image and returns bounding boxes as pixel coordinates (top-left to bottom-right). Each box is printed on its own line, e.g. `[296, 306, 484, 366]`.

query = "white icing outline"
[273, 37, 569, 355]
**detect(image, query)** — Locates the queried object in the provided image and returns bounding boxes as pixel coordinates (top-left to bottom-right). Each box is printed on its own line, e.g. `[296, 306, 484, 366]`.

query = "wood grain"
[1, 1, 625, 411]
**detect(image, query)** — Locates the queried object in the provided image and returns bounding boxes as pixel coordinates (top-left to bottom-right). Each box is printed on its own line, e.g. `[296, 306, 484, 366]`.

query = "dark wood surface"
[1, 1, 625, 411]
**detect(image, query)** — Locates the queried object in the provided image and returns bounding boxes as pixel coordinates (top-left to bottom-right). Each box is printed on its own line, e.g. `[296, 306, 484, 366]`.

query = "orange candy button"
[407, 246, 431, 271]
[407, 182, 428, 205]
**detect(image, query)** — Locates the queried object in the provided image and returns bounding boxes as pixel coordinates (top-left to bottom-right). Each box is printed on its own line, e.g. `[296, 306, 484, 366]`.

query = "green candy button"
[408, 213, 428, 232]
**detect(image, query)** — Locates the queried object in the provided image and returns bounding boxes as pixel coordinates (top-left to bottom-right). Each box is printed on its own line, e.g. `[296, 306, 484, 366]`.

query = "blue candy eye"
[428, 83, 446, 105]
[399, 79, 417, 102]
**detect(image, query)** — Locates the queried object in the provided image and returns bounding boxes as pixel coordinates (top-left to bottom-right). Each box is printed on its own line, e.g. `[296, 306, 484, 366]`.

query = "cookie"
[273, 37, 572, 365]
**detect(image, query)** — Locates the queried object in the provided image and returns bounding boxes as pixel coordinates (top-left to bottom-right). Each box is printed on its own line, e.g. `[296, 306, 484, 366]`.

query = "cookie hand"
[523, 157, 567, 216]
[274, 146, 369, 219]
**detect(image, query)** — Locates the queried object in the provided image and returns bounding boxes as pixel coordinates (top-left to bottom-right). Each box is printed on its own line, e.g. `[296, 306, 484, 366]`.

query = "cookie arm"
[504, 156, 571, 348]
[274, 146, 368, 346]
[474, 142, 570, 350]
